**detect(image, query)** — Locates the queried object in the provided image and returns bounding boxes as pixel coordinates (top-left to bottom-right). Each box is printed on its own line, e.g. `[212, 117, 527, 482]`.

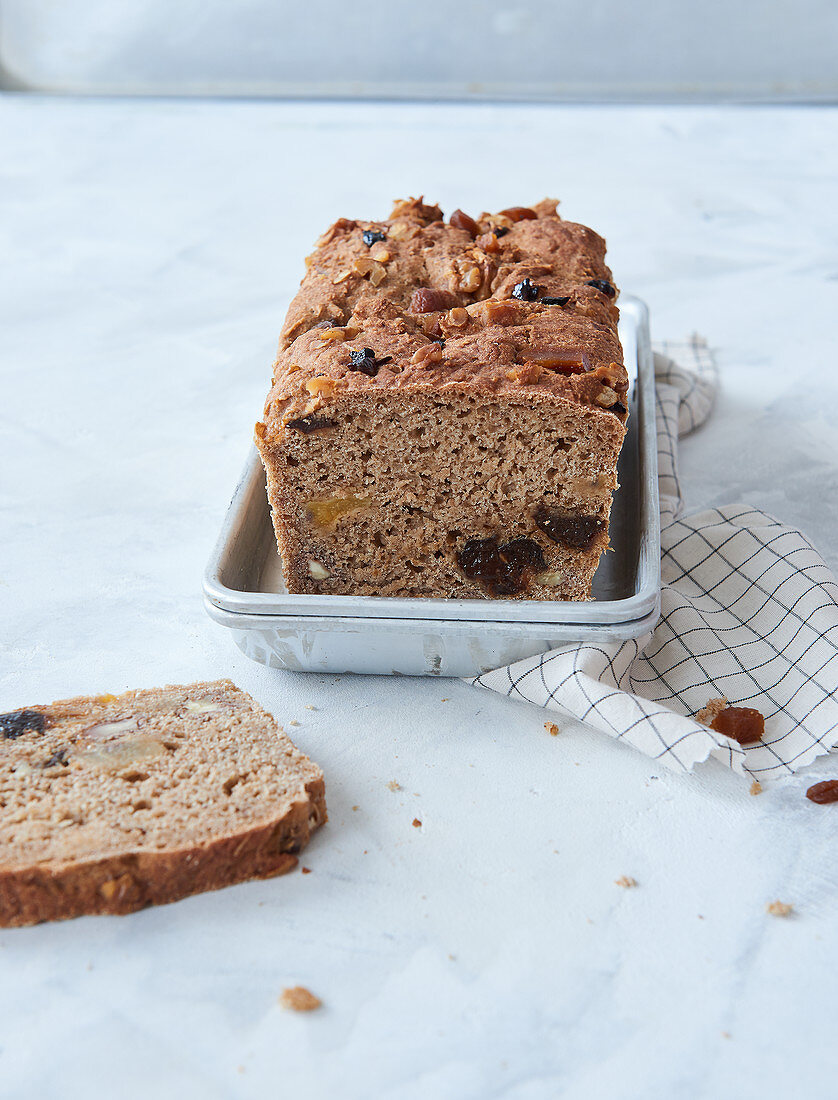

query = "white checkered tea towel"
[471, 339, 838, 779]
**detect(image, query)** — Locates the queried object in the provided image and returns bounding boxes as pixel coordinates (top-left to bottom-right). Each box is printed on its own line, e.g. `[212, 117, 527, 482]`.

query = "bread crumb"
[305, 705, 317, 711]
[301, 867, 312, 874]
[387, 780, 402, 792]
[351, 805, 359, 812]
[412, 818, 422, 828]
[289, 719, 300, 727]
[545, 722, 560, 736]
[749, 780, 763, 796]
[615, 876, 638, 888]
[766, 900, 794, 918]
[280, 986, 322, 1012]
[696, 697, 727, 727]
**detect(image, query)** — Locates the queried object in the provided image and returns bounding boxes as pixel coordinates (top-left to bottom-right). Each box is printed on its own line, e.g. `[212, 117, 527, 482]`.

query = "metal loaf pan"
[204, 296, 661, 676]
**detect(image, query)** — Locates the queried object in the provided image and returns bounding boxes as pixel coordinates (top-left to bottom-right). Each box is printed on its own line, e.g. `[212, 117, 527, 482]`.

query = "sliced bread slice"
[0, 679, 325, 926]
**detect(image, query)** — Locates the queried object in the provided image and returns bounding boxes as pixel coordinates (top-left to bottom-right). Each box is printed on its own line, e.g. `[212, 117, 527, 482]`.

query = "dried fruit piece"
[609, 402, 628, 415]
[586, 278, 616, 298]
[499, 206, 537, 222]
[362, 229, 386, 247]
[76, 737, 168, 772]
[476, 232, 500, 253]
[286, 414, 338, 434]
[709, 706, 765, 745]
[541, 296, 571, 306]
[493, 226, 510, 238]
[524, 348, 591, 374]
[806, 780, 838, 804]
[410, 288, 458, 314]
[0, 709, 46, 739]
[533, 506, 604, 550]
[449, 209, 479, 236]
[306, 495, 371, 527]
[348, 347, 392, 376]
[410, 343, 443, 367]
[457, 535, 546, 596]
[512, 278, 540, 302]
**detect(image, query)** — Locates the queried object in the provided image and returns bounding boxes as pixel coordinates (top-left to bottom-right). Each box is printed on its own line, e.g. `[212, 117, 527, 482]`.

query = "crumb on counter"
[387, 780, 402, 792]
[412, 818, 422, 828]
[766, 900, 794, 918]
[545, 722, 560, 736]
[615, 875, 638, 889]
[749, 780, 763, 796]
[280, 986, 322, 1012]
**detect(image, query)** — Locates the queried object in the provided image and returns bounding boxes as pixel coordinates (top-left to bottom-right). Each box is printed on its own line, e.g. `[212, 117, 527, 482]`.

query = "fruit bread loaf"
[255, 198, 628, 600]
[0, 680, 325, 926]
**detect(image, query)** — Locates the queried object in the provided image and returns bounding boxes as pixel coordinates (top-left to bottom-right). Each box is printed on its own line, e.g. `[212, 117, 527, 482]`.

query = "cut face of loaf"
[259, 389, 624, 599]
[256, 198, 628, 600]
[0, 680, 325, 926]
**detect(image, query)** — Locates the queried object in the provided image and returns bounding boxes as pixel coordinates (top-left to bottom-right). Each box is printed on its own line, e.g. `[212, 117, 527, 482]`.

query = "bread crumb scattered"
[289, 719, 300, 727]
[615, 876, 638, 888]
[351, 805, 359, 812]
[766, 900, 794, 918]
[545, 722, 560, 736]
[387, 780, 402, 792]
[412, 818, 422, 828]
[749, 780, 763, 796]
[696, 697, 727, 727]
[280, 986, 322, 1012]
[305, 705, 317, 711]
[301, 867, 312, 874]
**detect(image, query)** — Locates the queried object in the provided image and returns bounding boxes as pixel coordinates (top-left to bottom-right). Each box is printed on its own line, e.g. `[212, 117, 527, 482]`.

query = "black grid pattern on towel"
[470, 342, 838, 779]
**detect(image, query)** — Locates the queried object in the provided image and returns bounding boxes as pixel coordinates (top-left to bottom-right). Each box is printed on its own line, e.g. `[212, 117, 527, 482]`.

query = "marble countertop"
[2, 96, 838, 1100]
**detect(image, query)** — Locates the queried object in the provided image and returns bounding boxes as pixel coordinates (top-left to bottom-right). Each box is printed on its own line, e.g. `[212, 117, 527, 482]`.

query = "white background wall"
[2, 0, 836, 100]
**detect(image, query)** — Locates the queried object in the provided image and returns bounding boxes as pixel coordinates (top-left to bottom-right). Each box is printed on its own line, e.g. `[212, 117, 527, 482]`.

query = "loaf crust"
[0, 680, 325, 927]
[256, 199, 628, 600]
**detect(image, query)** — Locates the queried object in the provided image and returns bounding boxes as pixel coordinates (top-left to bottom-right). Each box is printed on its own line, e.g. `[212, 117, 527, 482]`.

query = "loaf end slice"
[0, 680, 326, 927]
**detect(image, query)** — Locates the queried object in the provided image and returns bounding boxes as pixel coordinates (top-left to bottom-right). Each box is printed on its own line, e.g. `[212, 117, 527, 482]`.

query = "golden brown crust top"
[260, 199, 627, 440]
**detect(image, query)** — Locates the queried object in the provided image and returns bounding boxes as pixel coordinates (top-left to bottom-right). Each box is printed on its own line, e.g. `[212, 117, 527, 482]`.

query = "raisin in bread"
[0, 680, 325, 927]
[255, 198, 628, 600]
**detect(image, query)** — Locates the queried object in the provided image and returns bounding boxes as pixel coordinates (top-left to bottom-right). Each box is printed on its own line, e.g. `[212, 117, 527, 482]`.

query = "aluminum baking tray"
[204, 296, 660, 676]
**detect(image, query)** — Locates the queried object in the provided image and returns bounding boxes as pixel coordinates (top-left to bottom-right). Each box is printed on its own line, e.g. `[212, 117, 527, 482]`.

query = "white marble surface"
[2, 97, 838, 1099]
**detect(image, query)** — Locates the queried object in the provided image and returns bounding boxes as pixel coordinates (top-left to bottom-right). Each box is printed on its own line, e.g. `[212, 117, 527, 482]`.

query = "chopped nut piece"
[370, 245, 390, 262]
[766, 900, 794, 917]
[331, 270, 352, 284]
[186, 700, 220, 714]
[545, 722, 559, 736]
[307, 560, 331, 581]
[534, 571, 564, 587]
[749, 780, 763, 796]
[411, 344, 443, 367]
[615, 876, 638, 888]
[389, 220, 419, 242]
[279, 986, 322, 1012]
[76, 737, 168, 772]
[445, 307, 469, 328]
[455, 262, 482, 292]
[596, 387, 619, 407]
[306, 377, 336, 398]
